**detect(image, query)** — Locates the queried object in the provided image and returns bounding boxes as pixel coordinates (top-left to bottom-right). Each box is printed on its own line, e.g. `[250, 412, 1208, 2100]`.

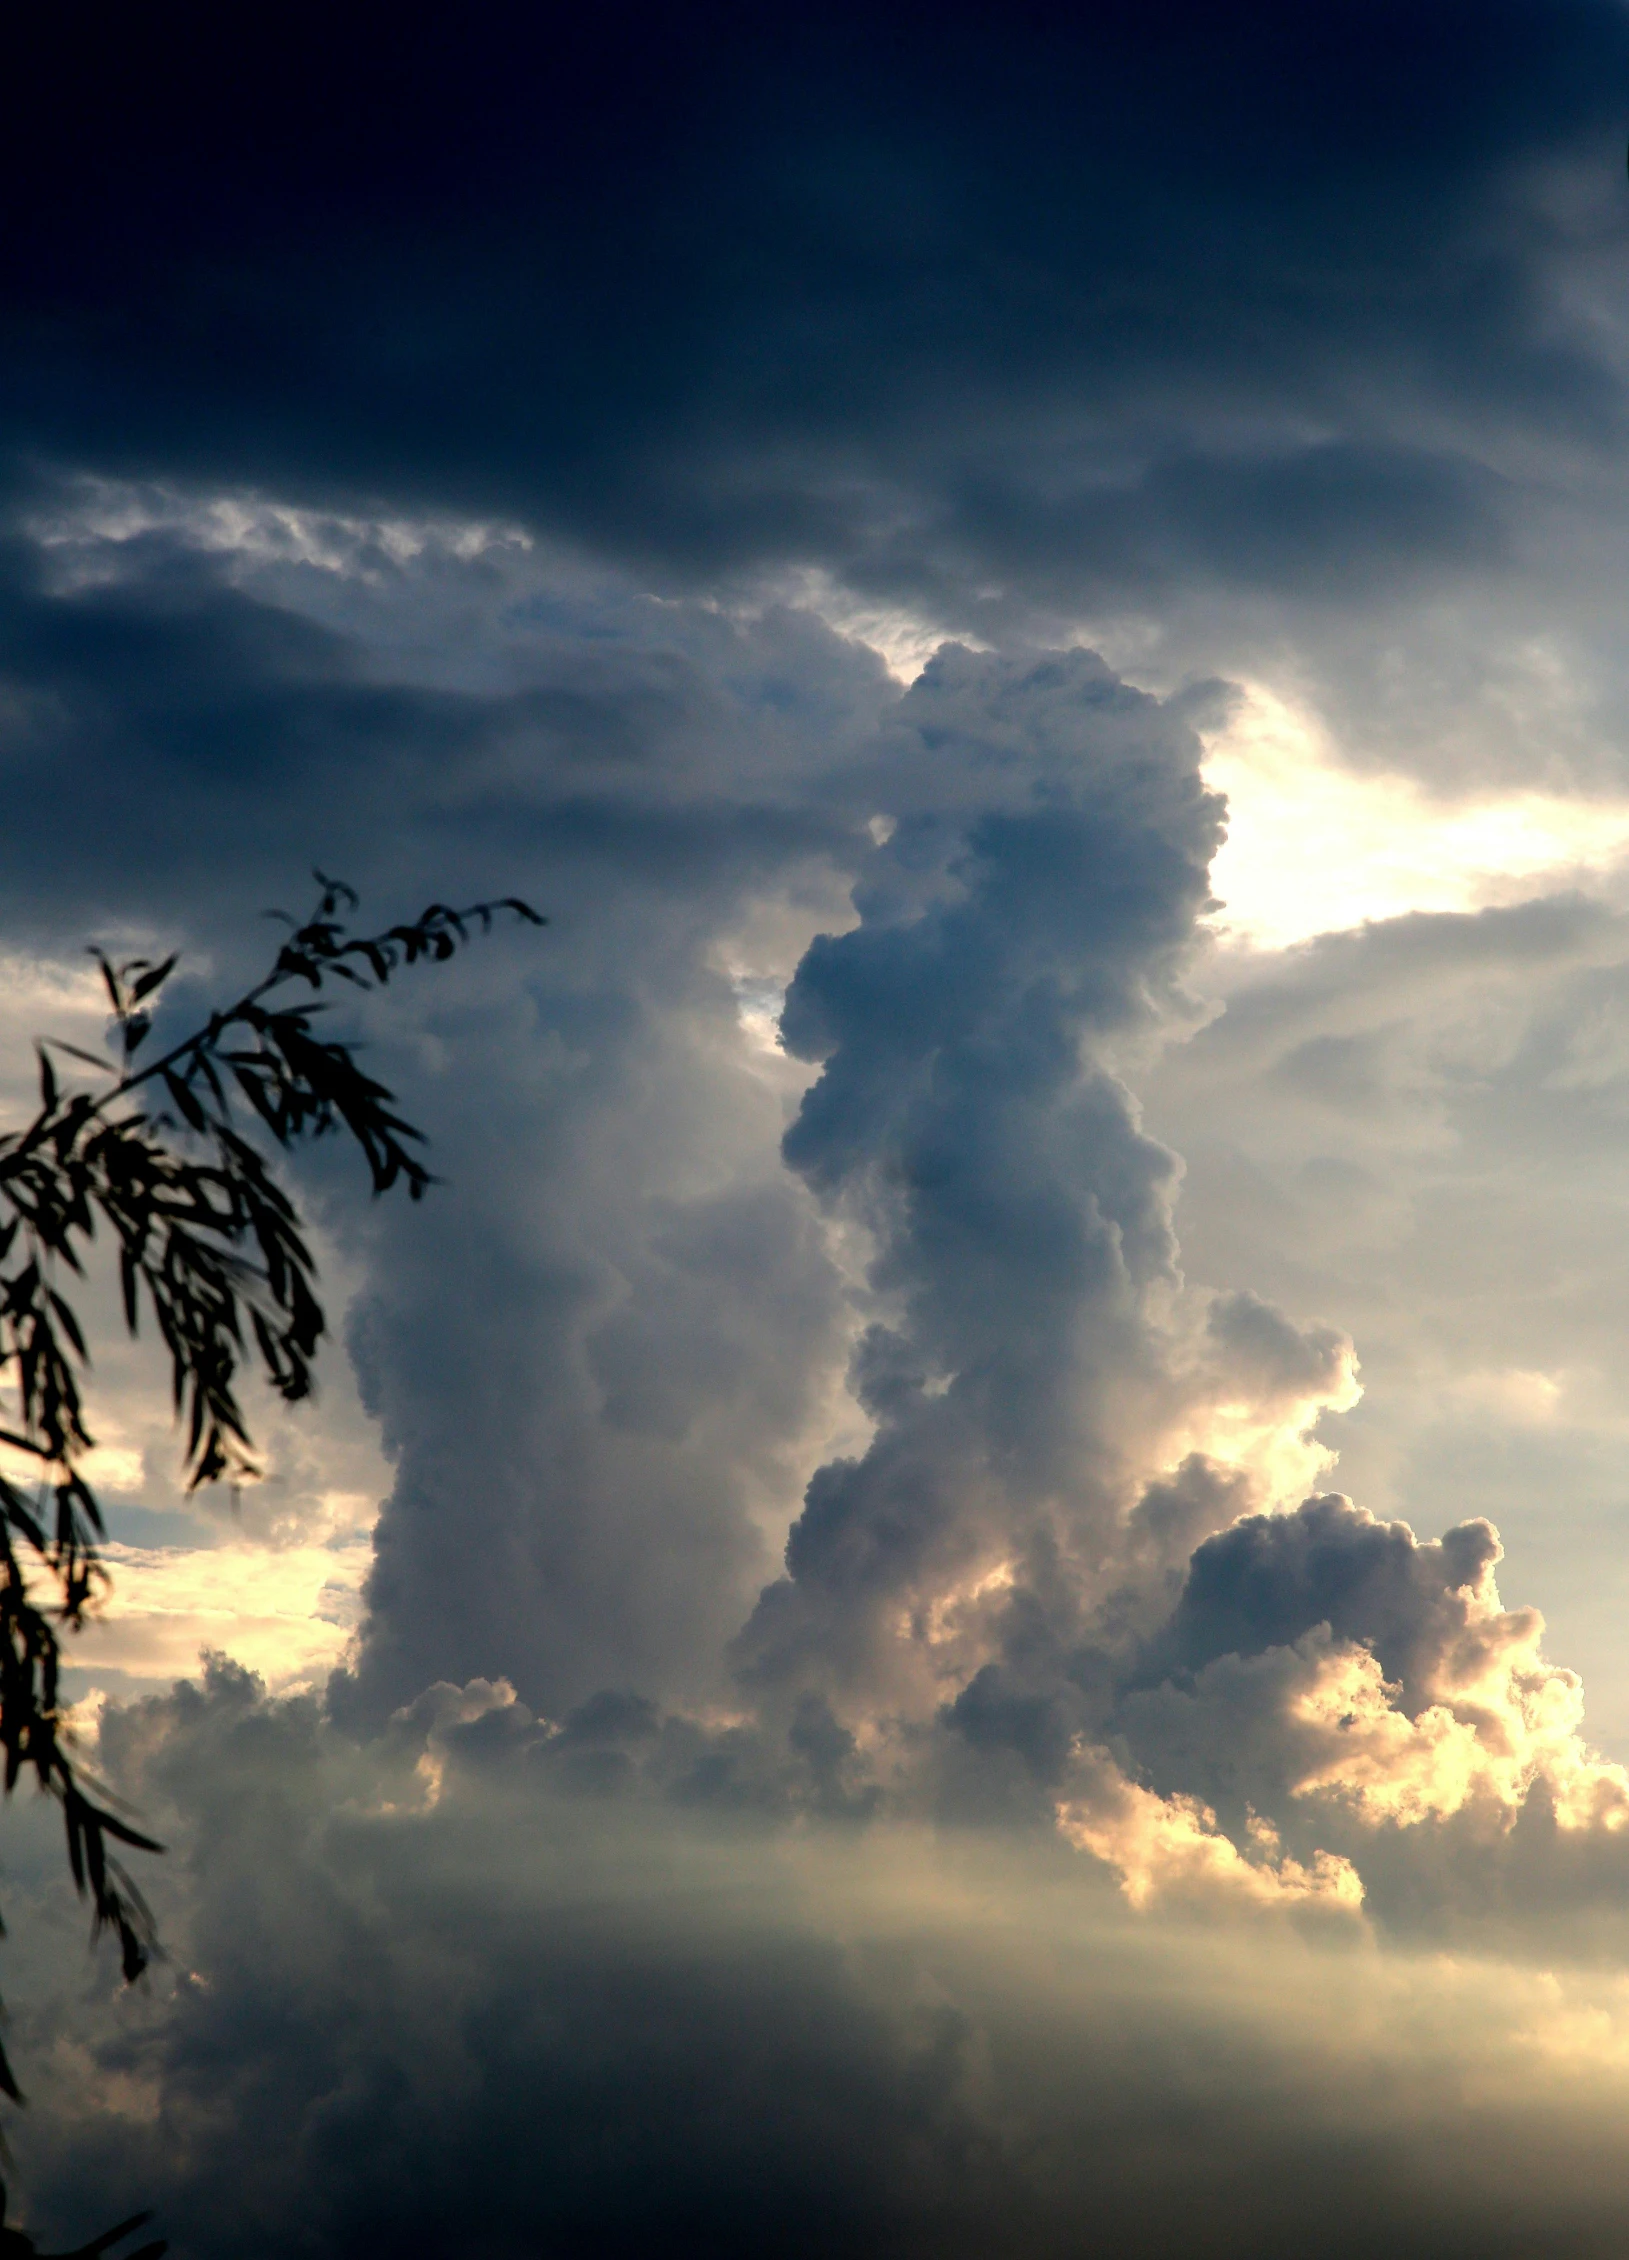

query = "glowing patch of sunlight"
[921, 1558, 1015, 1647]
[1164, 1337, 1363, 1519]
[69, 1538, 372, 1694]
[712, 887, 860, 1074]
[1518, 1973, 1629, 2073]
[1202, 684, 1629, 950]
[728, 972, 789, 1058]
[772, 567, 969, 682]
[0, 1438, 146, 1497]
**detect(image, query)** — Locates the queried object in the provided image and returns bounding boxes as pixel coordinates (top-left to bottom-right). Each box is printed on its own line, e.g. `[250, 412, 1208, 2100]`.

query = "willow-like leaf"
[0, 872, 541, 2157]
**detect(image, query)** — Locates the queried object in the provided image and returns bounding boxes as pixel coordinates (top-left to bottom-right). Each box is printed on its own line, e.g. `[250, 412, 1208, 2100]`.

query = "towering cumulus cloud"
[738, 647, 1228, 1703]
[12, 607, 1629, 2257]
[16, 1, 1629, 2247]
[730, 651, 1370, 1877]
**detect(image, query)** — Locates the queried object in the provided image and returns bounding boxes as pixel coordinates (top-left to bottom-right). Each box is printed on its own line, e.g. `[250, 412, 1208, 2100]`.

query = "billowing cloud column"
[737, 647, 1230, 1710]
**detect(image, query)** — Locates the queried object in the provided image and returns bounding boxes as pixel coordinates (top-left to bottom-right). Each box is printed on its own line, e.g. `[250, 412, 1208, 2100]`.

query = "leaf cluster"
[0, 876, 541, 2109]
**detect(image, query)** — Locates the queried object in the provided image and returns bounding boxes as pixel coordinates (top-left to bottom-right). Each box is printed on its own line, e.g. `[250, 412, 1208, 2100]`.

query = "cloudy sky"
[12, 3, 1629, 2251]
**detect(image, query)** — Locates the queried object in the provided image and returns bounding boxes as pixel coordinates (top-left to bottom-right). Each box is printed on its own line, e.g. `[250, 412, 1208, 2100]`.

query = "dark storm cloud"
[0, 528, 864, 1721]
[0, 536, 495, 939]
[886, 441, 1511, 617]
[19, 1660, 1629, 2260]
[0, 493, 1328, 1736]
[343, 640, 1256, 1721]
[0, 526, 869, 949]
[2, 1, 1623, 635]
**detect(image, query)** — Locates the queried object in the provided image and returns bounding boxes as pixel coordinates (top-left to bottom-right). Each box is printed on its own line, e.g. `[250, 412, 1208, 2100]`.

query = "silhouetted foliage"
[0, 874, 541, 2246]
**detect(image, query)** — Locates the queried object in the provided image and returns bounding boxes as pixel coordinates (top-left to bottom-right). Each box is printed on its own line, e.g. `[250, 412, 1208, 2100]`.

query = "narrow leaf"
[129, 953, 178, 1005]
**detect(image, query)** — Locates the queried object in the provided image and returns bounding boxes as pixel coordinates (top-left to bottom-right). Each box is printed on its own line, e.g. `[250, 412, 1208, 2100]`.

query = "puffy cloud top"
[1153, 1493, 1509, 1710]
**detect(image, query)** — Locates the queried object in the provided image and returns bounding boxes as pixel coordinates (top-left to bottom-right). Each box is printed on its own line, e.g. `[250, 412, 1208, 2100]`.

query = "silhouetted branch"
[0, 874, 542, 2108]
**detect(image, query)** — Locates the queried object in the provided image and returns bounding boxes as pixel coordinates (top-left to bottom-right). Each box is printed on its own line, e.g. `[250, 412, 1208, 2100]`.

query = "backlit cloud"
[10, 5, 1629, 2248]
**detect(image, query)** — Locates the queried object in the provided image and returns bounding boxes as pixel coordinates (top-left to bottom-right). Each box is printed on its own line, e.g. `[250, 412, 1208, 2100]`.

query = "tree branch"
[0, 873, 542, 2106]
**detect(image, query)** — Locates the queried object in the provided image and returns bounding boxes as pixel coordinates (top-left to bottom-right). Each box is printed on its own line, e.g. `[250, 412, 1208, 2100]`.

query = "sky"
[12, 2, 1629, 2251]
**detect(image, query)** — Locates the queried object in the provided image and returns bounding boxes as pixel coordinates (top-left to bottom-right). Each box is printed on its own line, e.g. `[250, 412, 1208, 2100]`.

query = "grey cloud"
[1206, 1290, 1352, 1401]
[338, 1148, 850, 1721]
[12, 17, 1629, 2240]
[737, 648, 1224, 1702]
[17, 1661, 1629, 2258]
[1122, 1454, 1260, 1566]
[0, 517, 892, 952]
[1143, 1492, 1505, 1708]
[0, 507, 904, 1721]
[935, 441, 1510, 610]
[1194, 897, 1619, 1060]
[1090, 1491, 1629, 1946]
[932, 1485, 1506, 1816]
[14, 501, 1619, 1935]
[5, 3, 1629, 801]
